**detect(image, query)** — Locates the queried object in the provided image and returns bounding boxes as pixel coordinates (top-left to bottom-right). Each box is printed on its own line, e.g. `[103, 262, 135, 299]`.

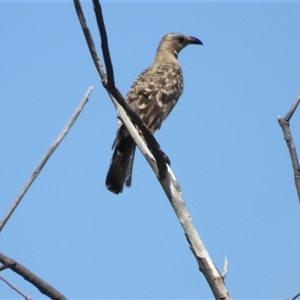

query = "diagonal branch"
[0, 87, 93, 232]
[73, 0, 105, 80]
[291, 291, 300, 300]
[112, 95, 230, 300]
[284, 93, 300, 122]
[92, 0, 169, 176]
[73, 1, 230, 298]
[0, 274, 32, 300]
[221, 256, 229, 279]
[73, 0, 168, 178]
[0, 264, 7, 271]
[0, 253, 67, 300]
[92, 0, 114, 87]
[278, 92, 300, 203]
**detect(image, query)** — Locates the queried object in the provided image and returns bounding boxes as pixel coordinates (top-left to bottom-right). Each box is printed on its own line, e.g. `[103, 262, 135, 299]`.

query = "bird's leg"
[121, 122, 171, 167]
[137, 129, 171, 166]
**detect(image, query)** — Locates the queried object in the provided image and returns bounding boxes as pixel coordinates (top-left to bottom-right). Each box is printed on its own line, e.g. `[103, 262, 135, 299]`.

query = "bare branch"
[284, 93, 300, 122]
[290, 291, 300, 300]
[114, 97, 230, 299]
[0, 87, 93, 232]
[92, 0, 114, 87]
[221, 256, 229, 279]
[91, 0, 169, 176]
[0, 253, 67, 299]
[0, 275, 32, 300]
[74, 1, 230, 298]
[73, 0, 168, 179]
[0, 264, 7, 271]
[278, 92, 300, 202]
[73, 0, 105, 80]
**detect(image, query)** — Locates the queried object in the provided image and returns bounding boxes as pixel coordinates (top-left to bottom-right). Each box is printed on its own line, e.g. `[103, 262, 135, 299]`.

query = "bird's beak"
[187, 36, 203, 45]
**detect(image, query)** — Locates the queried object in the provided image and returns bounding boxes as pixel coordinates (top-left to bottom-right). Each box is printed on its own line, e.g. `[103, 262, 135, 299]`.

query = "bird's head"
[157, 33, 203, 59]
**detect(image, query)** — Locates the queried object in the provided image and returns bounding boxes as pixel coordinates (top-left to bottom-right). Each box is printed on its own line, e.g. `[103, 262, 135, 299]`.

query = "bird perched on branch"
[106, 33, 203, 194]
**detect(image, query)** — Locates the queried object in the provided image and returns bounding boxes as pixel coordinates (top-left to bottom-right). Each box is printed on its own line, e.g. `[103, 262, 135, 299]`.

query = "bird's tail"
[105, 126, 136, 194]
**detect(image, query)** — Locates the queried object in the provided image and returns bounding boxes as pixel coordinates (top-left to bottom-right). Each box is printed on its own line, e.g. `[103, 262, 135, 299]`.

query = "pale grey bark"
[278, 92, 300, 203]
[0, 87, 93, 232]
[0, 274, 32, 300]
[73, 1, 230, 298]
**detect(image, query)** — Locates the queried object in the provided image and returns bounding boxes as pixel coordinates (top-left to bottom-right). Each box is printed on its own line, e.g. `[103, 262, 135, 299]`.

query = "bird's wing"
[126, 64, 183, 133]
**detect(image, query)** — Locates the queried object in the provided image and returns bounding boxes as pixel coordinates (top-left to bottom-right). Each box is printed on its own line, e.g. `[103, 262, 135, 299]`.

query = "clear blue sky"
[1, 1, 300, 299]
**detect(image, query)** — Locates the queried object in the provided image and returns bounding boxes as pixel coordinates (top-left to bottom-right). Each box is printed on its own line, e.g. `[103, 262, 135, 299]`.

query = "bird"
[105, 33, 203, 194]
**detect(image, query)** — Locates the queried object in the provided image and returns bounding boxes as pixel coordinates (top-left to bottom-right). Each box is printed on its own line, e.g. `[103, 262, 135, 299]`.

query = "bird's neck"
[154, 46, 179, 65]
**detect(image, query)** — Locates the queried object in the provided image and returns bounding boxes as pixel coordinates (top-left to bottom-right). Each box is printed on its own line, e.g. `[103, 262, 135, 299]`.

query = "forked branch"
[73, 1, 230, 299]
[278, 92, 300, 203]
[73, 0, 168, 178]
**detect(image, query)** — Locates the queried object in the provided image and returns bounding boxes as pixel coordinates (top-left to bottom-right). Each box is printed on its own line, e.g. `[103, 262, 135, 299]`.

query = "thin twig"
[92, 0, 114, 87]
[284, 93, 300, 122]
[278, 92, 300, 203]
[0, 274, 32, 300]
[0, 253, 67, 299]
[73, 0, 105, 80]
[221, 256, 229, 278]
[0, 87, 93, 232]
[0, 264, 7, 271]
[290, 291, 300, 300]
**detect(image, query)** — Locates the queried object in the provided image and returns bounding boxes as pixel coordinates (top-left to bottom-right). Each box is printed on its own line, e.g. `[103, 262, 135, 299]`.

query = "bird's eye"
[178, 37, 184, 43]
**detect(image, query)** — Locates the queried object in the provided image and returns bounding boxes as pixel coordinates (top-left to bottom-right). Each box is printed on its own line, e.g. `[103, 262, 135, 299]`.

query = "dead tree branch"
[73, 0, 168, 178]
[290, 291, 300, 300]
[221, 256, 229, 279]
[278, 92, 300, 202]
[114, 101, 230, 299]
[0, 253, 67, 300]
[73, 1, 230, 299]
[0, 264, 7, 271]
[0, 87, 93, 232]
[0, 274, 32, 300]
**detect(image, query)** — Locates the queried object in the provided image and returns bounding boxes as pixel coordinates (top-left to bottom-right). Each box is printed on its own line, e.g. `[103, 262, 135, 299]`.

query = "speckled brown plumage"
[106, 33, 203, 194]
